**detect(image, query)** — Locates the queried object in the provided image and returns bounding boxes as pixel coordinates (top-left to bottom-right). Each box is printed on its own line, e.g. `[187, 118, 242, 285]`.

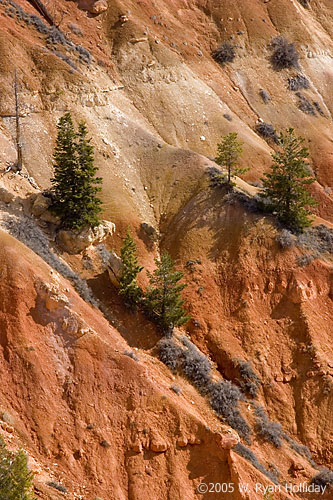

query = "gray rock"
[0, 187, 15, 204]
[107, 251, 123, 287]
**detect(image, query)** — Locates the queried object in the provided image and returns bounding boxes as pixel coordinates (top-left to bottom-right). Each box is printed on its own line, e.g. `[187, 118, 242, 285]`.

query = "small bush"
[311, 468, 333, 489]
[158, 338, 183, 372]
[296, 92, 316, 115]
[276, 229, 295, 249]
[170, 384, 182, 395]
[254, 405, 283, 448]
[75, 44, 92, 64]
[212, 42, 236, 65]
[237, 360, 261, 398]
[51, 51, 78, 71]
[47, 481, 68, 493]
[209, 381, 251, 441]
[284, 434, 315, 466]
[313, 101, 325, 116]
[124, 349, 139, 361]
[288, 74, 310, 91]
[296, 224, 333, 254]
[207, 166, 228, 189]
[268, 463, 281, 481]
[96, 244, 111, 267]
[180, 338, 211, 392]
[296, 253, 315, 267]
[269, 36, 299, 70]
[234, 443, 279, 483]
[47, 27, 68, 46]
[256, 122, 278, 143]
[259, 89, 270, 104]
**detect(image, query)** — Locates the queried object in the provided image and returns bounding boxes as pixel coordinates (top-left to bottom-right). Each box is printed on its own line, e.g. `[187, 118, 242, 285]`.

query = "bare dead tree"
[4, 71, 23, 174]
[26, 0, 55, 26]
[14, 70, 23, 172]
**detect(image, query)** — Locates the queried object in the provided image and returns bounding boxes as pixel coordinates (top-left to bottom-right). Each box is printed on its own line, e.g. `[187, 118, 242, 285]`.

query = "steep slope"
[0, 0, 332, 498]
[0, 229, 241, 500]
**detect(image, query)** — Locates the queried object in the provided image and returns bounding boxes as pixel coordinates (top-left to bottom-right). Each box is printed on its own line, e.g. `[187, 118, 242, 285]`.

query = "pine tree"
[119, 229, 143, 308]
[260, 128, 317, 232]
[215, 132, 246, 187]
[50, 113, 102, 230]
[0, 437, 35, 500]
[144, 252, 190, 336]
[75, 122, 103, 228]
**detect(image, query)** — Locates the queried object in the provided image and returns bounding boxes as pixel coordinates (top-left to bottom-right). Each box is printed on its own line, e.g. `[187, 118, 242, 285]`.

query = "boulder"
[176, 436, 188, 447]
[150, 439, 168, 453]
[288, 278, 317, 303]
[57, 220, 115, 254]
[38, 282, 69, 311]
[91, 0, 108, 14]
[31, 193, 52, 216]
[107, 251, 123, 287]
[215, 430, 239, 450]
[78, 0, 108, 15]
[45, 291, 69, 311]
[31, 193, 60, 224]
[0, 187, 15, 204]
[140, 222, 159, 241]
[131, 439, 143, 453]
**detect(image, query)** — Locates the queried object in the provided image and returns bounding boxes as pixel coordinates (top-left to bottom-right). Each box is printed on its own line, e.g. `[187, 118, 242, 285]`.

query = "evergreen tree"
[119, 229, 143, 308]
[260, 128, 317, 231]
[0, 437, 35, 500]
[144, 252, 190, 336]
[215, 132, 246, 187]
[75, 122, 102, 228]
[50, 113, 102, 230]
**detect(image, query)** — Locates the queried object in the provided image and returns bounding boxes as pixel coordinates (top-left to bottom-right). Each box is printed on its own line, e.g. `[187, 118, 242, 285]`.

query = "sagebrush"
[288, 74, 310, 91]
[311, 469, 333, 489]
[256, 122, 278, 143]
[269, 36, 299, 70]
[276, 229, 295, 249]
[237, 360, 261, 398]
[212, 42, 236, 65]
[254, 405, 283, 448]
[180, 337, 211, 392]
[209, 380, 251, 441]
[234, 443, 279, 483]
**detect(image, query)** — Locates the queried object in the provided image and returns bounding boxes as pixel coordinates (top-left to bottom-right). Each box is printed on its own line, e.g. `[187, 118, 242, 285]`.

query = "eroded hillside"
[0, 0, 332, 499]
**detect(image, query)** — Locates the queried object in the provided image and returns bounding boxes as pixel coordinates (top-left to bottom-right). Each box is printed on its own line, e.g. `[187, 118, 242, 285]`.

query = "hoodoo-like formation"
[0, 1, 332, 498]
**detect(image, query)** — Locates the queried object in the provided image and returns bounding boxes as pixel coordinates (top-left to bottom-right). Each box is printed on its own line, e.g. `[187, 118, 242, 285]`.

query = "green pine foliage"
[215, 132, 246, 187]
[0, 437, 35, 500]
[260, 128, 317, 232]
[119, 229, 143, 308]
[50, 113, 102, 230]
[144, 251, 190, 336]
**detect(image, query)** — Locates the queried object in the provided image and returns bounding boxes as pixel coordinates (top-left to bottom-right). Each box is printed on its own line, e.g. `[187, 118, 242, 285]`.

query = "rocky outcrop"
[38, 282, 69, 311]
[57, 220, 115, 254]
[107, 251, 123, 287]
[77, 0, 108, 15]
